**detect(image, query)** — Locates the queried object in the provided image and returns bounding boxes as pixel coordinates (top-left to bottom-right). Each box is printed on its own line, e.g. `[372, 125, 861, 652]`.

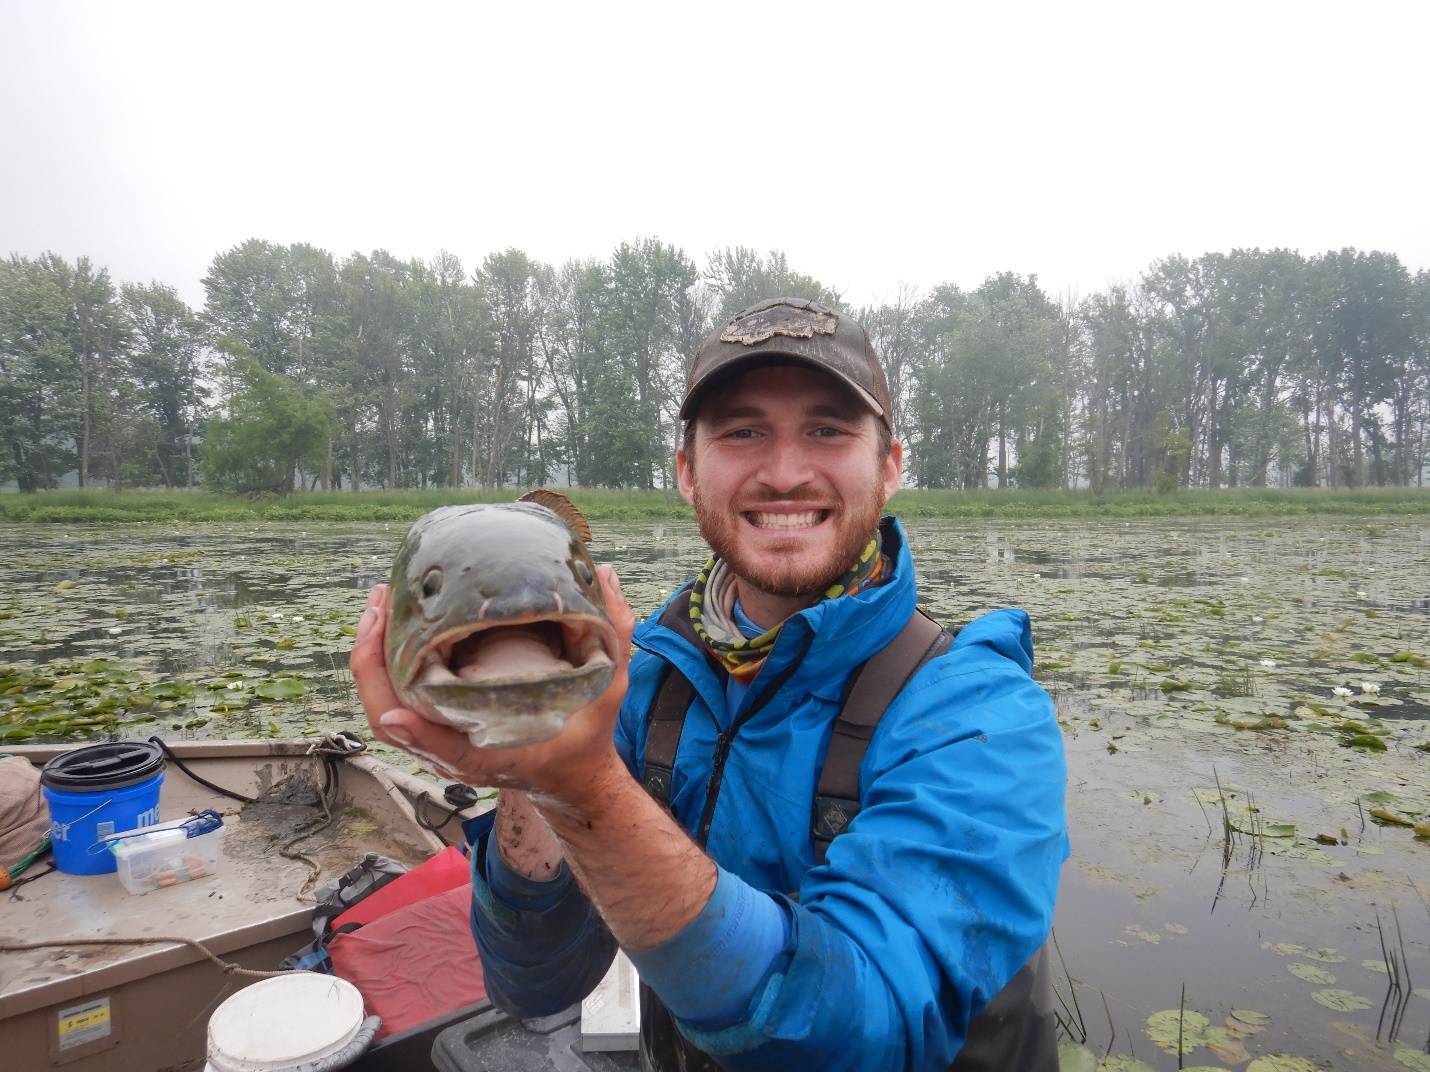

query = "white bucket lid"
[207, 973, 365, 1072]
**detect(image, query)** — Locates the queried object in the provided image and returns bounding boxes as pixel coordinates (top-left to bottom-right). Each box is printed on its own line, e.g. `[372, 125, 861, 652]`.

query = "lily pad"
[1097, 1058, 1157, 1072]
[1146, 1009, 1209, 1054]
[1370, 808, 1417, 827]
[255, 677, 307, 701]
[1394, 1050, 1430, 1072]
[1361, 959, 1390, 974]
[1287, 963, 1336, 984]
[1204, 1029, 1248, 1064]
[1261, 942, 1306, 956]
[1058, 1041, 1097, 1072]
[1229, 1008, 1272, 1025]
[1310, 988, 1373, 1011]
[1246, 1058, 1319, 1072]
[1343, 734, 1388, 751]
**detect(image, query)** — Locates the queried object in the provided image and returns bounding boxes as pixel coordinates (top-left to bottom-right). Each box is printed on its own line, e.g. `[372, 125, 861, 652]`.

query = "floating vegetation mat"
[1, 516, 1428, 1069]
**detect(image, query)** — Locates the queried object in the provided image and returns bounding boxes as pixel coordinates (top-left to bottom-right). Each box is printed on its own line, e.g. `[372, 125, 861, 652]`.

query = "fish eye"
[421, 568, 442, 599]
[574, 559, 594, 587]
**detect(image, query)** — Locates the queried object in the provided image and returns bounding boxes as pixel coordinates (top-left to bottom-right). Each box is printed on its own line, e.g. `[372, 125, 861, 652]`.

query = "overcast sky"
[2, 0, 1426, 311]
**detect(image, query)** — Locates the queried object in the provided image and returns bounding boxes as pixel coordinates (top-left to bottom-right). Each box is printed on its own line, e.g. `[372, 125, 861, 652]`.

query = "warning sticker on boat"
[57, 996, 111, 1049]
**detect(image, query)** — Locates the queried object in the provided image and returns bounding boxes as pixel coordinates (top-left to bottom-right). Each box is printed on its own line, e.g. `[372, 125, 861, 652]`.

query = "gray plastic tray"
[431, 1004, 640, 1071]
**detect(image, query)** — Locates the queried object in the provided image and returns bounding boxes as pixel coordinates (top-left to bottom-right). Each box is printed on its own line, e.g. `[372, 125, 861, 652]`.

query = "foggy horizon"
[3, 1, 1427, 309]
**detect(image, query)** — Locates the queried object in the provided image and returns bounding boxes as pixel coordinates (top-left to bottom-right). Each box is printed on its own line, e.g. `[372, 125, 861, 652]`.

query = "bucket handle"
[57, 797, 118, 856]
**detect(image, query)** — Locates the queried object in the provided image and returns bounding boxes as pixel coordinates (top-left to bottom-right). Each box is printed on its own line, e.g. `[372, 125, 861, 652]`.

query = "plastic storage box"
[430, 1005, 638, 1071]
[105, 810, 224, 894]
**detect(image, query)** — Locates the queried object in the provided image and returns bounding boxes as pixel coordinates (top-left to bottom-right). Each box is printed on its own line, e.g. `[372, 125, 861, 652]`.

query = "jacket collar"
[634, 517, 918, 717]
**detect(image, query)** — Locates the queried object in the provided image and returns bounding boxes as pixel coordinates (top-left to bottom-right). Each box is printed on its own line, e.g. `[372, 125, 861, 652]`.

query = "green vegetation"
[0, 487, 691, 523]
[200, 356, 334, 493]
[2, 486, 1428, 524]
[3, 244, 1428, 499]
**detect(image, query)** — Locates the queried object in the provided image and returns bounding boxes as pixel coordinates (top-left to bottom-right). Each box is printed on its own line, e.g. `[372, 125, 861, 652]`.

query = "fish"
[384, 489, 620, 748]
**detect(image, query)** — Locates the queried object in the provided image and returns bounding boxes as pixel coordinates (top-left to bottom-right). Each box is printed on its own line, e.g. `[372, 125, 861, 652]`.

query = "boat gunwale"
[0, 737, 473, 1022]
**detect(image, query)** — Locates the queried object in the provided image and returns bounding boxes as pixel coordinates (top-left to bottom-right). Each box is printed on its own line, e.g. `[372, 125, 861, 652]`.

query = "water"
[1, 516, 1427, 1069]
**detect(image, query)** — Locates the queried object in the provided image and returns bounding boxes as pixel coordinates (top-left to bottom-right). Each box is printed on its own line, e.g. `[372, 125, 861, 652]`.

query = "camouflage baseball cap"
[680, 297, 893, 430]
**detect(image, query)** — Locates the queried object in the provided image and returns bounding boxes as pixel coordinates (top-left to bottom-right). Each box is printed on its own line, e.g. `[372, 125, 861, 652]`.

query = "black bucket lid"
[40, 741, 165, 792]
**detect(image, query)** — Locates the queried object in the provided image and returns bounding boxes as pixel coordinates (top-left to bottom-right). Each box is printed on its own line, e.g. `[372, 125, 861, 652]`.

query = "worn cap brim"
[679, 347, 887, 425]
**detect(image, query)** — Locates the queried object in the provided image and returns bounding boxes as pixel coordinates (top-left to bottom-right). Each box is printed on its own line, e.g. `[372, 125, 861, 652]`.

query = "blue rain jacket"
[470, 517, 1068, 1071]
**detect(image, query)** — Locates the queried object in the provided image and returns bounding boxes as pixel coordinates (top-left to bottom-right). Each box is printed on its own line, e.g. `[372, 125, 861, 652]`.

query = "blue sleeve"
[468, 814, 617, 1017]
[624, 866, 787, 1024]
[468, 660, 662, 1018]
[671, 613, 1069, 1071]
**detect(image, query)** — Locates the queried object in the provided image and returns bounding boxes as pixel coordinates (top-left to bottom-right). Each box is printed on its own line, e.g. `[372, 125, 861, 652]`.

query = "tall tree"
[200, 355, 333, 493]
[537, 259, 609, 486]
[121, 282, 208, 488]
[704, 248, 840, 323]
[408, 251, 488, 487]
[0, 256, 79, 490]
[43, 255, 128, 487]
[603, 239, 699, 488]
[474, 250, 542, 487]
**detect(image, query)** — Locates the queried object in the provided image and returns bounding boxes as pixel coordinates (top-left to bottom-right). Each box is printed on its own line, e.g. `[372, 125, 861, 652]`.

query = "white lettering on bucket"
[135, 805, 160, 828]
[52, 820, 70, 843]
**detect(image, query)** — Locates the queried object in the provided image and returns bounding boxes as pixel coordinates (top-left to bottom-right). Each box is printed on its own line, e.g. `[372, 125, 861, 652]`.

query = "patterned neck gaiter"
[687, 535, 890, 682]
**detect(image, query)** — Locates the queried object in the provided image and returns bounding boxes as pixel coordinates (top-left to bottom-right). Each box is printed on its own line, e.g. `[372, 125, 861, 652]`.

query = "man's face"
[676, 364, 902, 598]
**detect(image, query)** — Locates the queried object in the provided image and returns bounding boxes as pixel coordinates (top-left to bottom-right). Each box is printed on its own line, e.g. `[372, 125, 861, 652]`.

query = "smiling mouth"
[743, 510, 830, 530]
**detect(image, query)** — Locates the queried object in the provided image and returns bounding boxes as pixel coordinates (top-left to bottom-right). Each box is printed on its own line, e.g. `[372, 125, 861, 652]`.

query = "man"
[351, 297, 1068, 1071]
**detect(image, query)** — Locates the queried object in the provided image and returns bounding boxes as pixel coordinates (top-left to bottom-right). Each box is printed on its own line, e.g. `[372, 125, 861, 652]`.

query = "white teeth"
[749, 511, 821, 529]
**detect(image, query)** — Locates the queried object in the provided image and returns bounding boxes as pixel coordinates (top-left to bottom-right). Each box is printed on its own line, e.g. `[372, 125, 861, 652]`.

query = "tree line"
[2, 240, 1427, 494]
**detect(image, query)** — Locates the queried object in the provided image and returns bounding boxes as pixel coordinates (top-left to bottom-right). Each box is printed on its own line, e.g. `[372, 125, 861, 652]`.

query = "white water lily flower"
[1332, 686, 1353, 697]
[271, 613, 284, 621]
[107, 627, 124, 635]
[1252, 616, 1264, 623]
[1260, 659, 1277, 668]
[1032, 573, 1041, 580]
[1360, 682, 1381, 695]
[292, 616, 305, 623]
[226, 681, 244, 690]
[1357, 590, 1367, 598]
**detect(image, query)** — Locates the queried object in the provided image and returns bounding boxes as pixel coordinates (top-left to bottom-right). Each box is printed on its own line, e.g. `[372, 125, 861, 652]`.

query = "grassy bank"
[2, 486, 1429, 524]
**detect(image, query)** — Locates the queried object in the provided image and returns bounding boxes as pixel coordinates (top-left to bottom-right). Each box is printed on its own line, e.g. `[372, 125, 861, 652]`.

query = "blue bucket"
[40, 742, 165, 875]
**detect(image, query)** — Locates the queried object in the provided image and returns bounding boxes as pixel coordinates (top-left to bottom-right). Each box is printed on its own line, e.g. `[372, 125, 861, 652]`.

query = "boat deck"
[1, 740, 470, 1026]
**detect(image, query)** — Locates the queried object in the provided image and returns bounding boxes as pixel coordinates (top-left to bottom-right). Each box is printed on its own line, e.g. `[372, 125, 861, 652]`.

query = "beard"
[691, 477, 885, 599]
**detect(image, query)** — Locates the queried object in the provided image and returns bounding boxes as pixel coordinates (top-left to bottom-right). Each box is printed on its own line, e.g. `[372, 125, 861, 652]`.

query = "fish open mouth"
[415, 614, 616, 694]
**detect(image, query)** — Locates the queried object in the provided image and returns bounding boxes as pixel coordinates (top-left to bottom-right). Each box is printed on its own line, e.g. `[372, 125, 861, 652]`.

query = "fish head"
[385, 498, 619, 748]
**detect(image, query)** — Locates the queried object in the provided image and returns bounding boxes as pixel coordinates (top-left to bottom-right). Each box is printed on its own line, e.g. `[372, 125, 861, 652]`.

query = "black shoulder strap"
[642, 665, 694, 805]
[641, 587, 701, 806]
[812, 609, 953, 864]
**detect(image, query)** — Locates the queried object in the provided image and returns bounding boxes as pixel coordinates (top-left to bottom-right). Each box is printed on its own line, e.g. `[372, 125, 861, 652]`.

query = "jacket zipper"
[693, 641, 809, 848]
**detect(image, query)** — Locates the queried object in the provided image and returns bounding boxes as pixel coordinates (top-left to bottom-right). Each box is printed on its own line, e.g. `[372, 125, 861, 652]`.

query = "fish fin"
[518, 489, 593, 543]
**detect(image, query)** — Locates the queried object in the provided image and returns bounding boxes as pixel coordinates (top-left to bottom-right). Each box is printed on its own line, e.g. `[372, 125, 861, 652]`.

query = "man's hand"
[352, 567, 714, 950]
[349, 564, 637, 810]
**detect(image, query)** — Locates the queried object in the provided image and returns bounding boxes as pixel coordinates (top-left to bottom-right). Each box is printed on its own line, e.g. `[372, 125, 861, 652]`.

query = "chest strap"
[640, 665, 694, 804]
[641, 606, 953, 863]
[813, 608, 950, 863]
